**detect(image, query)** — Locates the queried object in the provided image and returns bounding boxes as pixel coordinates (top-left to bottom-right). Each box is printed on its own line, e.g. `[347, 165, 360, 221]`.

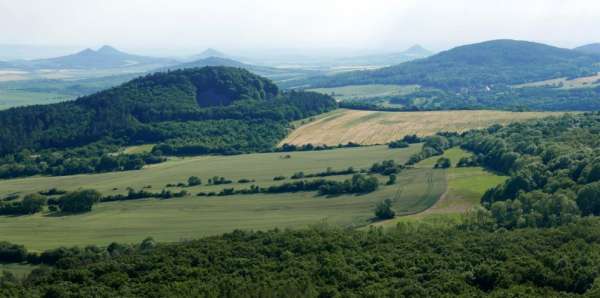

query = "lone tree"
[374, 199, 396, 220]
[386, 174, 397, 185]
[20, 194, 46, 214]
[188, 176, 202, 186]
[59, 189, 101, 213]
[434, 157, 451, 169]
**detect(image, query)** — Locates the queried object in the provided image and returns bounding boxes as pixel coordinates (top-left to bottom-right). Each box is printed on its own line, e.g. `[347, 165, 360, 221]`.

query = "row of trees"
[198, 174, 380, 197]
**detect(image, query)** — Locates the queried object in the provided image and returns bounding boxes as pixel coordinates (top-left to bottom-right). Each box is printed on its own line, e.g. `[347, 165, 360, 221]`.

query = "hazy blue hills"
[574, 43, 600, 55]
[333, 44, 432, 66]
[6, 45, 176, 70]
[161, 56, 319, 83]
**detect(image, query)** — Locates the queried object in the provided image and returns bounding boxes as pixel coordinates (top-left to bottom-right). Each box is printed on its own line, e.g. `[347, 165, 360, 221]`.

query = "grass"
[372, 148, 506, 228]
[0, 263, 37, 278]
[0, 89, 72, 110]
[281, 109, 564, 146]
[0, 145, 421, 197]
[308, 84, 419, 102]
[0, 144, 452, 251]
[122, 144, 155, 154]
[513, 72, 600, 89]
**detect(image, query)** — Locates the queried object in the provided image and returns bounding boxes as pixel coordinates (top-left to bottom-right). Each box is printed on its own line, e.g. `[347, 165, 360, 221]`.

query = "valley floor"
[0, 145, 503, 251]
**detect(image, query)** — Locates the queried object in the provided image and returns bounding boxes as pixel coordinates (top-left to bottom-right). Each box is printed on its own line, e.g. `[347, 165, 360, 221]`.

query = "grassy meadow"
[0, 144, 456, 250]
[0, 89, 72, 110]
[513, 72, 600, 89]
[308, 84, 419, 102]
[281, 109, 563, 146]
[372, 148, 507, 228]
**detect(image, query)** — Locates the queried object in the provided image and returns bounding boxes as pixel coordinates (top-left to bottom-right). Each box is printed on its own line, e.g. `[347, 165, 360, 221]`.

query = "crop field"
[281, 109, 563, 146]
[513, 72, 600, 89]
[0, 144, 454, 250]
[308, 84, 419, 102]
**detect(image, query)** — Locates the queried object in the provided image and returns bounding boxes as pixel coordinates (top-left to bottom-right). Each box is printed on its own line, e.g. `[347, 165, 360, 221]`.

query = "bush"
[388, 140, 409, 149]
[0, 241, 27, 263]
[59, 190, 101, 213]
[273, 176, 286, 181]
[434, 157, 451, 169]
[187, 176, 202, 186]
[374, 199, 396, 220]
[386, 174, 397, 185]
[39, 188, 67, 196]
[21, 194, 46, 214]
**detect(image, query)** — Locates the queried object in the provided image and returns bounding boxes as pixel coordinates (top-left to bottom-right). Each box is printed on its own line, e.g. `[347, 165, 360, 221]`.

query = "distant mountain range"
[333, 45, 432, 66]
[190, 48, 228, 60]
[303, 39, 600, 89]
[5, 45, 176, 70]
[574, 43, 600, 55]
[159, 56, 319, 82]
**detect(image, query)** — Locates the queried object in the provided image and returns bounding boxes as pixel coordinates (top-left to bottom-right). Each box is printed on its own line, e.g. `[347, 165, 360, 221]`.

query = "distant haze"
[1, 0, 599, 58]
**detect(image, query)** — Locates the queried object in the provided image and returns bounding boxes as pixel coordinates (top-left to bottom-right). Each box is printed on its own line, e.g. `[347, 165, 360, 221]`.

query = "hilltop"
[306, 39, 600, 89]
[160, 56, 318, 82]
[191, 48, 228, 60]
[0, 67, 335, 160]
[332, 44, 433, 66]
[7, 45, 175, 69]
[574, 43, 600, 55]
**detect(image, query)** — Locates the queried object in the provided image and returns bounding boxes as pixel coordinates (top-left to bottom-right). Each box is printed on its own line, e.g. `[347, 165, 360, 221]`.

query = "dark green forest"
[0, 67, 337, 179]
[3, 221, 600, 297]
[297, 40, 600, 111]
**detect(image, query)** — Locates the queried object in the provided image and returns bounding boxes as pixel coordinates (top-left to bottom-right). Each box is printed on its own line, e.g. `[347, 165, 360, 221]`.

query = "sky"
[0, 0, 599, 57]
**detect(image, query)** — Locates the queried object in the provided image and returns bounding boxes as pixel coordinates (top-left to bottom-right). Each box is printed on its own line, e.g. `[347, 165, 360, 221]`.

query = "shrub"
[59, 190, 101, 213]
[374, 199, 396, 220]
[21, 194, 46, 214]
[434, 157, 451, 169]
[388, 140, 409, 149]
[187, 176, 202, 186]
[386, 174, 397, 185]
[273, 176, 286, 181]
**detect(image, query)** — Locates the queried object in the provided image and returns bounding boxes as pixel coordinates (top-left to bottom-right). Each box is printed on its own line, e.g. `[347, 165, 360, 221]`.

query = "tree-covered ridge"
[5, 221, 600, 296]
[0, 67, 336, 178]
[454, 112, 600, 228]
[305, 40, 600, 90]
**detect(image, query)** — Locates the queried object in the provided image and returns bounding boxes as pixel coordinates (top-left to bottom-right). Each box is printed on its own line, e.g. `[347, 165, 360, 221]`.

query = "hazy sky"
[1, 0, 599, 56]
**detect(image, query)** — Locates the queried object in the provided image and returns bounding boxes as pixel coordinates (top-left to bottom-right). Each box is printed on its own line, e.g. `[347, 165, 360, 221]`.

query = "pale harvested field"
[281, 109, 564, 146]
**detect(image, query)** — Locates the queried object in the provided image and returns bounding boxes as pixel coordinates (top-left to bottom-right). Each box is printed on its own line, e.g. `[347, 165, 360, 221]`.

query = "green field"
[0, 263, 37, 279]
[373, 148, 506, 227]
[0, 89, 73, 110]
[0, 144, 453, 251]
[308, 84, 419, 102]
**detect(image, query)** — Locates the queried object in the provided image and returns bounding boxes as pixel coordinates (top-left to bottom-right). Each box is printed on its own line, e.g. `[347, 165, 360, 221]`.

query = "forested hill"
[0, 67, 336, 158]
[574, 43, 600, 55]
[304, 39, 600, 89]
